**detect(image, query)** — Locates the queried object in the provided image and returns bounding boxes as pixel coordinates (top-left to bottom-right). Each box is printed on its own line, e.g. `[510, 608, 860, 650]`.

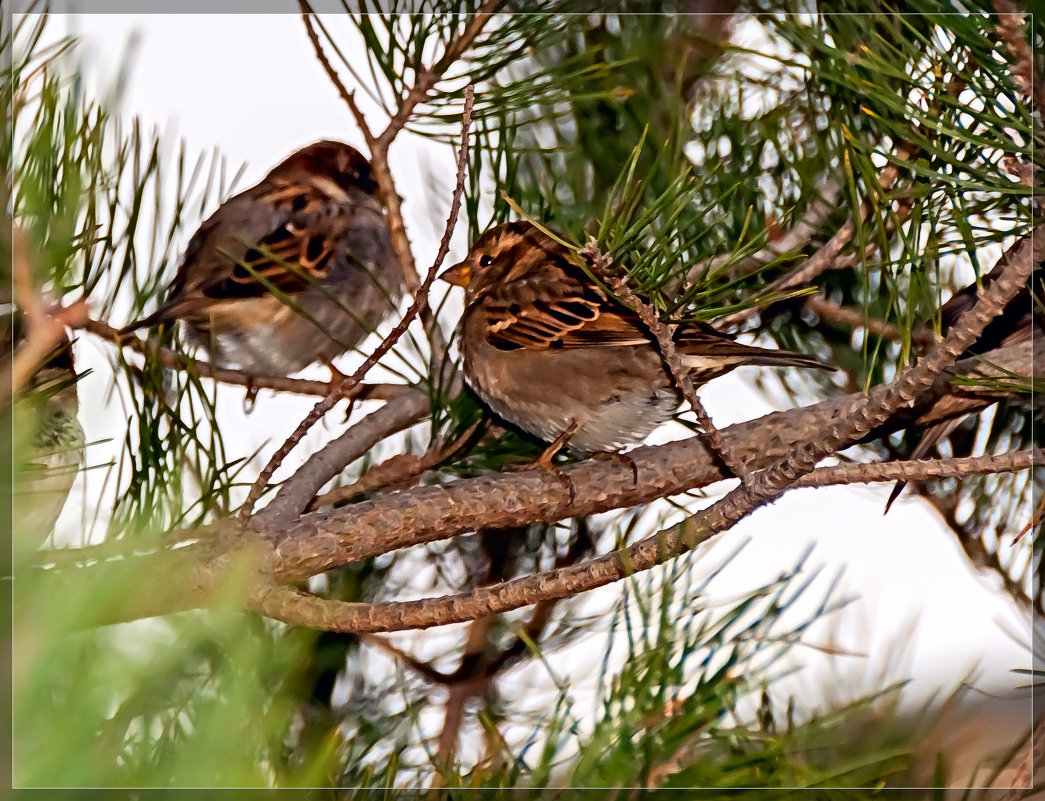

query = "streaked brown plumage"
[885, 258, 1044, 511]
[442, 221, 834, 454]
[123, 140, 403, 375]
[4, 315, 84, 546]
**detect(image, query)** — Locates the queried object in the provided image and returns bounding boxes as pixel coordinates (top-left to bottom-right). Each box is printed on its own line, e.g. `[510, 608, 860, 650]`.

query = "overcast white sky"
[25, 12, 1033, 755]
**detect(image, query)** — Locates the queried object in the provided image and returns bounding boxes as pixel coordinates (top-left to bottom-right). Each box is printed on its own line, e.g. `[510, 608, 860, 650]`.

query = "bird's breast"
[462, 325, 679, 453]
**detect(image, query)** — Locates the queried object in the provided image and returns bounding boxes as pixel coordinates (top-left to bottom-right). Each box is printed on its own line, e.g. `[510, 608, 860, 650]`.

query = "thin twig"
[359, 632, 453, 684]
[298, 4, 378, 152]
[80, 317, 405, 400]
[237, 86, 476, 523]
[299, 3, 452, 363]
[682, 176, 843, 286]
[804, 294, 936, 346]
[302, 1, 498, 295]
[306, 420, 479, 511]
[8, 228, 88, 394]
[581, 238, 749, 482]
[436, 615, 493, 767]
[373, 0, 499, 293]
[374, 0, 503, 151]
[261, 388, 431, 521]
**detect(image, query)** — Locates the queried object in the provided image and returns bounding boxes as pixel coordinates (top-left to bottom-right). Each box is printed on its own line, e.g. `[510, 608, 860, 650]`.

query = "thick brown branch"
[48, 319, 1040, 632]
[260, 388, 431, 521]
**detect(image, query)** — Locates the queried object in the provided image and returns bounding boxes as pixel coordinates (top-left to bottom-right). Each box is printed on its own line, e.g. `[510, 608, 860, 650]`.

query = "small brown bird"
[885, 259, 1044, 511]
[123, 140, 403, 375]
[441, 221, 834, 455]
[4, 316, 85, 546]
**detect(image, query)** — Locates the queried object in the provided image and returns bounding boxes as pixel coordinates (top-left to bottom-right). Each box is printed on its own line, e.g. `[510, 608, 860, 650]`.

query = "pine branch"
[38, 323, 1039, 632]
[374, 0, 503, 151]
[993, 0, 1045, 119]
[48, 233, 1040, 635]
[240, 227, 1044, 631]
[717, 139, 919, 331]
[682, 175, 843, 285]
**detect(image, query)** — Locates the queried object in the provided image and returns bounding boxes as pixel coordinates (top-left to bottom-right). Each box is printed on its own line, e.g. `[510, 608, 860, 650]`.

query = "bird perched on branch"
[4, 315, 85, 546]
[885, 257, 1044, 512]
[122, 140, 404, 376]
[441, 221, 834, 456]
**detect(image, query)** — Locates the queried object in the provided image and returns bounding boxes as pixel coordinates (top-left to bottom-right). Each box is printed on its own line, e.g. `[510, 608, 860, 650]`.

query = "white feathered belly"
[466, 344, 680, 454]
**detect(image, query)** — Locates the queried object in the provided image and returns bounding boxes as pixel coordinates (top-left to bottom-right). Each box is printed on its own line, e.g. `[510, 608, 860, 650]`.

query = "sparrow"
[885, 258, 1044, 511]
[122, 140, 404, 375]
[441, 221, 834, 456]
[4, 314, 85, 546]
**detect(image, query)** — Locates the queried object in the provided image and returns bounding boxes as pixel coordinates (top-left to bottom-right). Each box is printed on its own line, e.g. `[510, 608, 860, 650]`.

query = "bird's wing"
[479, 258, 651, 351]
[191, 180, 354, 302]
[128, 178, 361, 332]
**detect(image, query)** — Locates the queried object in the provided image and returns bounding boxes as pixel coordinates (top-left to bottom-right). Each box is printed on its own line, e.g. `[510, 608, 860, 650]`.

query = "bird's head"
[440, 220, 561, 300]
[268, 140, 378, 197]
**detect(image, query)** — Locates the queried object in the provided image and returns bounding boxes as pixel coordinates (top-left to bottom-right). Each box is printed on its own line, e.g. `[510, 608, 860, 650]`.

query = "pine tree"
[6, 2, 1041, 792]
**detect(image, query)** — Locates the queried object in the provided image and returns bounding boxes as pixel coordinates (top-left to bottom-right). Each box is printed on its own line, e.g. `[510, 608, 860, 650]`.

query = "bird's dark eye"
[479, 254, 493, 268]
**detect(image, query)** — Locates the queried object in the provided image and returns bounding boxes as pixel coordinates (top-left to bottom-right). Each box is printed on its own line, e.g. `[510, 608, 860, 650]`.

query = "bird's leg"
[591, 450, 639, 486]
[242, 375, 259, 414]
[325, 360, 349, 393]
[322, 360, 358, 421]
[513, 421, 580, 504]
[535, 421, 580, 470]
[1014, 491, 1044, 544]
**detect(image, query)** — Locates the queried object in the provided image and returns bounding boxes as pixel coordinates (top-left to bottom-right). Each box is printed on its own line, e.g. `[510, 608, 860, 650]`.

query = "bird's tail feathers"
[119, 305, 175, 338]
[679, 341, 835, 373]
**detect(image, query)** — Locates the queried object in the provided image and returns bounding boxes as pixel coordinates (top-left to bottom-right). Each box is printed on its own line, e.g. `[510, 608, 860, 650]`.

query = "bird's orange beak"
[439, 261, 471, 287]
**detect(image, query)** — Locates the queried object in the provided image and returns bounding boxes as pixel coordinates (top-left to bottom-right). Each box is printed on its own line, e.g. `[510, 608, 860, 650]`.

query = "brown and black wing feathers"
[479, 251, 833, 378]
[122, 178, 352, 333]
[478, 244, 652, 351]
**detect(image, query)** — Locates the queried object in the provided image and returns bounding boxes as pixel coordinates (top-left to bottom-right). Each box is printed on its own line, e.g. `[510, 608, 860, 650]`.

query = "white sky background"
[28, 12, 1033, 760]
